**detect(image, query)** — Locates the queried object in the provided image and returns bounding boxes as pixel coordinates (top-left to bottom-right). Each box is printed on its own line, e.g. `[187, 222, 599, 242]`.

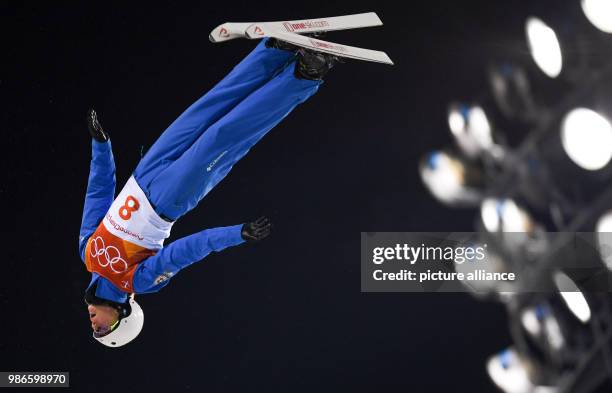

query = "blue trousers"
[133, 39, 322, 221]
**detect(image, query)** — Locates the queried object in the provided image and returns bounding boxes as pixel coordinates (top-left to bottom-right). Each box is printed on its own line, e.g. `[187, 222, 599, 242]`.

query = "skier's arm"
[132, 225, 245, 292]
[133, 217, 271, 292]
[79, 109, 115, 261]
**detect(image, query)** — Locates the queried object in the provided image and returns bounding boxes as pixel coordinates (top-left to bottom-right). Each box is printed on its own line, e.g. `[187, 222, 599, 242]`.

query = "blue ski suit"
[79, 39, 321, 303]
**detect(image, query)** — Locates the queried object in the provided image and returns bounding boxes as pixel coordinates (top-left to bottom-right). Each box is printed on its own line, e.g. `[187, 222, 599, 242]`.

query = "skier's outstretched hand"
[87, 108, 109, 142]
[241, 216, 272, 242]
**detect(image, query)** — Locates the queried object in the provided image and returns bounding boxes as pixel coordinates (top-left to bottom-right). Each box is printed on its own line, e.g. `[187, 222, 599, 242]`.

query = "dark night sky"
[0, 1, 581, 392]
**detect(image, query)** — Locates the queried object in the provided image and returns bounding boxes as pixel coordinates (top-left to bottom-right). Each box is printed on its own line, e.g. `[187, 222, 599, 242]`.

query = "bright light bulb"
[486, 348, 533, 393]
[481, 198, 501, 232]
[521, 307, 542, 336]
[543, 315, 564, 350]
[468, 106, 493, 149]
[554, 271, 591, 323]
[561, 108, 612, 170]
[596, 211, 612, 270]
[421, 152, 466, 204]
[597, 211, 612, 233]
[582, 0, 612, 33]
[448, 108, 466, 136]
[501, 200, 527, 232]
[526, 17, 563, 78]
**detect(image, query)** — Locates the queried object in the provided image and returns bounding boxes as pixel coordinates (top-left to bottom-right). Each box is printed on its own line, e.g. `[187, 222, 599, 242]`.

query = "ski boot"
[294, 48, 339, 81]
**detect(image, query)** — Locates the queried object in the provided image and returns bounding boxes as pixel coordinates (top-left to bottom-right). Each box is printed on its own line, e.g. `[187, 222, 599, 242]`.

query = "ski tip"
[209, 24, 224, 43]
[375, 59, 394, 65]
[210, 23, 236, 43]
[377, 51, 394, 65]
[374, 55, 394, 65]
[367, 12, 383, 26]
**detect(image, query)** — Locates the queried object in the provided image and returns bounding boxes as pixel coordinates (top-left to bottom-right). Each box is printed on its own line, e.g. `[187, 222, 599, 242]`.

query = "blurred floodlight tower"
[525, 17, 563, 78]
[560, 108, 612, 171]
[581, 0, 612, 33]
[419, 4, 612, 393]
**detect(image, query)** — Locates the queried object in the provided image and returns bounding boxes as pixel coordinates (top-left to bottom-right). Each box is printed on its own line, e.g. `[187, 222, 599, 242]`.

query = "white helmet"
[93, 296, 144, 347]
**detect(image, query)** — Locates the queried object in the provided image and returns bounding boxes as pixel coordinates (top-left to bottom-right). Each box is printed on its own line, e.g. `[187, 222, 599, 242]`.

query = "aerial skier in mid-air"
[79, 12, 393, 347]
[79, 38, 339, 347]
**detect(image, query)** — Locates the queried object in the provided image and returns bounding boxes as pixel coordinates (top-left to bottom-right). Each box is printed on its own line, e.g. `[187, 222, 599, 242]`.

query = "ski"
[245, 24, 394, 65]
[209, 22, 253, 43]
[209, 12, 382, 43]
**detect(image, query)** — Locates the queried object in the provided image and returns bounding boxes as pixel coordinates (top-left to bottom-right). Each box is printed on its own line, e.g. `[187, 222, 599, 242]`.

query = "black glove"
[241, 216, 272, 242]
[87, 108, 109, 142]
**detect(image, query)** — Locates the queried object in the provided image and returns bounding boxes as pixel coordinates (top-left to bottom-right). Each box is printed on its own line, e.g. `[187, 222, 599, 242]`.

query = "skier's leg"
[134, 39, 295, 188]
[146, 62, 322, 220]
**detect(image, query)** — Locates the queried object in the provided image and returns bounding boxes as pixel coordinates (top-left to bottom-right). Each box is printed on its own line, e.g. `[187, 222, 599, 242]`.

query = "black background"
[0, 1, 583, 392]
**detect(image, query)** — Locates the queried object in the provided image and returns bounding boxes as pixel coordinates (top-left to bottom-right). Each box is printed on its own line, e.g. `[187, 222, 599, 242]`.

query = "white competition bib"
[102, 176, 173, 250]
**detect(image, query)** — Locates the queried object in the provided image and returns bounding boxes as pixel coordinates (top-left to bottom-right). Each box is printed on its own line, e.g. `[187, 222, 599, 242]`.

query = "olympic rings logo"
[119, 196, 140, 220]
[89, 236, 128, 274]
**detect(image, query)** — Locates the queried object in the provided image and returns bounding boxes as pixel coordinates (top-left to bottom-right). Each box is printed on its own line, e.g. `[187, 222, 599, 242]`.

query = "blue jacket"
[79, 140, 245, 303]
